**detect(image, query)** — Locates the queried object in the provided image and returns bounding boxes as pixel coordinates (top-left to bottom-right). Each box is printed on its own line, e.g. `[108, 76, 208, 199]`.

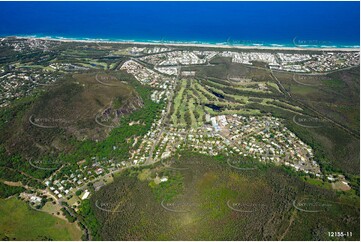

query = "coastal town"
[1, 37, 359, 108]
[0, 1, 359, 240]
[0, 37, 356, 229]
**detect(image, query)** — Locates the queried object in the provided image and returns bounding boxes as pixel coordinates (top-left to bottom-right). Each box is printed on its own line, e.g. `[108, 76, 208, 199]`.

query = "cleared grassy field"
[187, 96, 197, 127]
[171, 79, 187, 126]
[0, 198, 82, 240]
[169, 76, 304, 128]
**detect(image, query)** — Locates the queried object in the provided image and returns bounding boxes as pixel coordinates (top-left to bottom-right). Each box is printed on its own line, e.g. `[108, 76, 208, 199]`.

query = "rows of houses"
[0, 71, 59, 108]
[140, 50, 211, 66]
[137, 48, 359, 74]
[131, 111, 322, 175]
[44, 157, 121, 200]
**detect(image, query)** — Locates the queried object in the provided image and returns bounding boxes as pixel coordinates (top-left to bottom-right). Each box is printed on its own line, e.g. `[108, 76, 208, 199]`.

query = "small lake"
[205, 103, 222, 111]
[211, 90, 225, 99]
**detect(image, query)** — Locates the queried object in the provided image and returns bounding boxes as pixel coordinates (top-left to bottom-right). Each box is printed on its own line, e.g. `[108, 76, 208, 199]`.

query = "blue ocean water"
[0, 1, 359, 48]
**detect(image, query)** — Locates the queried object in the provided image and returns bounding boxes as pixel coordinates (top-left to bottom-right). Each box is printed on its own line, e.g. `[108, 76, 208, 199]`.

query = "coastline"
[5, 35, 360, 52]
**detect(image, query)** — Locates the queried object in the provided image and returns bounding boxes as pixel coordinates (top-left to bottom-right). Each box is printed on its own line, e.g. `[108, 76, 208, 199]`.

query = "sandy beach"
[11, 36, 360, 52]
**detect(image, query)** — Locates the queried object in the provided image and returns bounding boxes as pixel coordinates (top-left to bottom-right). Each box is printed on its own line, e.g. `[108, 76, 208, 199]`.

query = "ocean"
[0, 1, 359, 48]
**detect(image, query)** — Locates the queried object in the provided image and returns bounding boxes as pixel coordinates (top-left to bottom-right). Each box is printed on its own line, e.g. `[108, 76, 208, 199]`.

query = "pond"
[205, 103, 222, 111]
[211, 90, 225, 99]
